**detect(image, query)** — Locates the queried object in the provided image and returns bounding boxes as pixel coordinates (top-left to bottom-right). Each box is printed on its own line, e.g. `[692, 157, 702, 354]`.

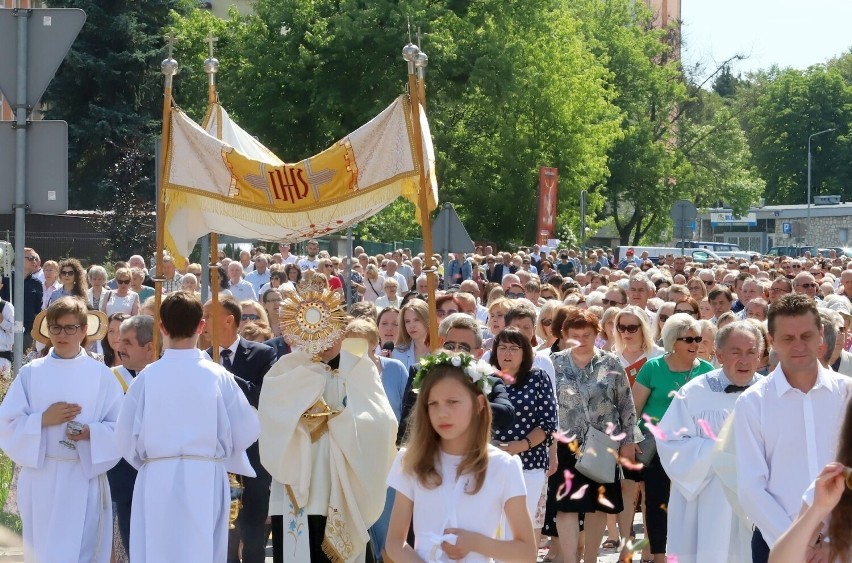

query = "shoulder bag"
[636, 359, 697, 466]
[573, 361, 618, 484]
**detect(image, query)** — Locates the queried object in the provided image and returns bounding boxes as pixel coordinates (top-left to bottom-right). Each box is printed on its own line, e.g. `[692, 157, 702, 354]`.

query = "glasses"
[792, 265, 802, 269]
[616, 324, 640, 334]
[48, 324, 83, 335]
[676, 336, 704, 344]
[702, 280, 715, 286]
[797, 283, 817, 289]
[241, 314, 259, 321]
[324, 264, 334, 269]
[602, 298, 624, 306]
[117, 279, 130, 285]
[769, 287, 788, 293]
[541, 294, 556, 300]
[443, 342, 472, 353]
[24, 256, 36, 261]
[506, 292, 526, 299]
[60, 270, 75, 276]
[436, 309, 459, 318]
[541, 319, 553, 327]
[675, 308, 699, 316]
[658, 314, 670, 324]
[687, 285, 703, 291]
[496, 345, 522, 354]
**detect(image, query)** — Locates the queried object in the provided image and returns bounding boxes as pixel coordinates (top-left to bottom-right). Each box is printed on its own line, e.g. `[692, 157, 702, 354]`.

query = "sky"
[681, 0, 852, 83]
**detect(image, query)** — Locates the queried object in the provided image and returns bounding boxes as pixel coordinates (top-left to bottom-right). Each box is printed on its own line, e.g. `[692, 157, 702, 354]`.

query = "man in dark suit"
[204, 297, 277, 563]
[262, 334, 291, 360]
[1, 247, 43, 352]
[488, 252, 518, 283]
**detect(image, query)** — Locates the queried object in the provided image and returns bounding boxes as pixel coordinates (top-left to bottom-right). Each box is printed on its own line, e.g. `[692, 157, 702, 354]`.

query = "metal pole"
[580, 190, 587, 274]
[12, 6, 29, 372]
[807, 128, 836, 246]
[200, 235, 210, 301]
[442, 202, 450, 288]
[345, 226, 353, 309]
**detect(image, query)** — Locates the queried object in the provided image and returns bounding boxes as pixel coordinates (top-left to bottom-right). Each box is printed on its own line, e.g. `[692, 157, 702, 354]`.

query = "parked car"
[765, 246, 818, 258]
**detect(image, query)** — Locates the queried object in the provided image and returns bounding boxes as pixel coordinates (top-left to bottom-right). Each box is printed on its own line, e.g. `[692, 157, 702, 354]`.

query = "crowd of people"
[0, 239, 852, 562]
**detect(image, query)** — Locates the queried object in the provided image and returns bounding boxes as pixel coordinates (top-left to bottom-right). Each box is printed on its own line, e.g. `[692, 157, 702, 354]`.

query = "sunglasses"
[703, 280, 715, 286]
[541, 319, 553, 327]
[24, 256, 36, 262]
[602, 298, 624, 306]
[792, 265, 802, 269]
[436, 309, 459, 317]
[541, 294, 556, 300]
[442, 342, 472, 353]
[675, 308, 698, 316]
[616, 324, 640, 334]
[676, 336, 704, 344]
[797, 283, 817, 289]
[116, 279, 130, 285]
[658, 314, 670, 324]
[60, 270, 75, 276]
[241, 314, 259, 321]
[506, 292, 526, 299]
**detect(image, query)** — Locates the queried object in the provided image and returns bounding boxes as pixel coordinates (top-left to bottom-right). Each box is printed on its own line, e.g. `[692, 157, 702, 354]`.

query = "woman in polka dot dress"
[489, 327, 558, 542]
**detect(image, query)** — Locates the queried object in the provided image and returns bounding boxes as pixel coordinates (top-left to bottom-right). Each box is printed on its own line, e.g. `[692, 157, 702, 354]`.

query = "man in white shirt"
[381, 260, 409, 293]
[734, 294, 852, 563]
[244, 255, 271, 295]
[227, 261, 257, 302]
[278, 243, 298, 265]
[0, 279, 13, 375]
[297, 240, 320, 271]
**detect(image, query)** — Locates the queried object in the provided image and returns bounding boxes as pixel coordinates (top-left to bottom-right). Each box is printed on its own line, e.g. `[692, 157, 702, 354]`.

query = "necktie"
[724, 384, 749, 394]
[220, 349, 233, 371]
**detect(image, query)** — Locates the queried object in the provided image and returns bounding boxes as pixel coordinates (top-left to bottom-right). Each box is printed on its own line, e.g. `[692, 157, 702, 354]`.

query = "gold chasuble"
[259, 341, 398, 562]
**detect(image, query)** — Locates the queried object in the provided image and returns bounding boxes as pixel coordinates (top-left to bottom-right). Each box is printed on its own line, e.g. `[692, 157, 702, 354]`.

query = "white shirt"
[381, 271, 409, 293]
[387, 446, 526, 563]
[229, 279, 257, 302]
[734, 363, 852, 547]
[0, 299, 13, 352]
[280, 254, 298, 265]
[298, 257, 320, 271]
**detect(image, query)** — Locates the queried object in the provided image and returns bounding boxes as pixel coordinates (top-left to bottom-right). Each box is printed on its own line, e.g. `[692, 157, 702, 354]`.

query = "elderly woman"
[375, 278, 402, 310]
[597, 306, 620, 351]
[696, 319, 719, 365]
[86, 265, 109, 311]
[484, 297, 512, 347]
[632, 313, 715, 563]
[180, 273, 200, 296]
[653, 301, 676, 344]
[100, 267, 139, 316]
[362, 264, 384, 303]
[535, 300, 562, 352]
[129, 268, 155, 303]
[239, 300, 269, 331]
[41, 260, 61, 309]
[545, 309, 641, 563]
[686, 277, 708, 302]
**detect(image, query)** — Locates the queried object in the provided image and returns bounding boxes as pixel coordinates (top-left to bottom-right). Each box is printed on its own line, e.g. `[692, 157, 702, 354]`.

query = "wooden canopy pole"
[204, 31, 221, 362]
[402, 42, 438, 351]
[153, 34, 178, 355]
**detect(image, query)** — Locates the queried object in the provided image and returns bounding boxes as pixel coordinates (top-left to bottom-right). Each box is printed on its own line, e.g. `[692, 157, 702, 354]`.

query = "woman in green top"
[632, 313, 715, 563]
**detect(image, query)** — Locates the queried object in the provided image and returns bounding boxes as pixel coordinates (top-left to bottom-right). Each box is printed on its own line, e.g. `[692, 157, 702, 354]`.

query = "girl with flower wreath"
[385, 352, 537, 563]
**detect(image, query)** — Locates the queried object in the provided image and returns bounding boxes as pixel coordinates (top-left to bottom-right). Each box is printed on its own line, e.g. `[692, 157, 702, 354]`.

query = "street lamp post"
[807, 128, 835, 244]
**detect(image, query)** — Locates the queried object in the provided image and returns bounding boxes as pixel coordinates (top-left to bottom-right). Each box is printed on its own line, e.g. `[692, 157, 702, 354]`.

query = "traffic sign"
[0, 8, 86, 108]
[670, 199, 698, 222]
[432, 203, 474, 254]
[782, 222, 792, 235]
[0, 120, 68, 213]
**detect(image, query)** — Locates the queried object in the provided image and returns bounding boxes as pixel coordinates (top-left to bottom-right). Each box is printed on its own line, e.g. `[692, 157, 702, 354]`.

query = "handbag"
[573, 376, 618, 484]
[635, 429, 657, 466]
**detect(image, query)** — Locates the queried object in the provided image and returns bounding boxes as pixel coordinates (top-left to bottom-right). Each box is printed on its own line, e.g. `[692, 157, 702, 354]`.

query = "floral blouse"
[551, 348, 642, 446]
[492, 369, 558, 471]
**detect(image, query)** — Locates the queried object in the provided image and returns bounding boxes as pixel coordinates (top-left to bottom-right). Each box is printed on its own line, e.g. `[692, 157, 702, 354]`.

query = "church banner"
[162, 96, 438, 267]
[538, 167, 558, 246]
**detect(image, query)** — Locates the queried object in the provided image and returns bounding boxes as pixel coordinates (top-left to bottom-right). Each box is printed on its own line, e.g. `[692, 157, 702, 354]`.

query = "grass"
[0, 453, 21, 535]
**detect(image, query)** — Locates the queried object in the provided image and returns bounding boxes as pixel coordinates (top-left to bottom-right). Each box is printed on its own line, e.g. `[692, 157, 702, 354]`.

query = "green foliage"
[352, 200, 422, 243]
[87, 143, 157, 261]
[739, 66, 852, 205]
[42, 0, 196, 208]
[169, 0, 621, 247]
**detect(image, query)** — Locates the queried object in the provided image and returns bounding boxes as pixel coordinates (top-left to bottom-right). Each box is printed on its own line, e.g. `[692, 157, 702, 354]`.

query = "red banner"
[538, 167, 558, 246]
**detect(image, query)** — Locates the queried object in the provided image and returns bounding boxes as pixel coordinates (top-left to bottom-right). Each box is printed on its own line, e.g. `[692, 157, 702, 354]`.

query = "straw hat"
[31, 309, 109, 345]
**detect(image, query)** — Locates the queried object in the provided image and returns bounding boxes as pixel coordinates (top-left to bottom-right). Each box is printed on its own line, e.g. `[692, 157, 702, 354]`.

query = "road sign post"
[670, 200, 698, 256]
[432, 203, 474, 288]
[0, 8, 86, 371]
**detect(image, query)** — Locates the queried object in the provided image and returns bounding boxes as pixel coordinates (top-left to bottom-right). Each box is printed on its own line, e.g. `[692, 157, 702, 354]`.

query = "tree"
[740, 66, 852, 205]
[87, 143, 156, 261]
[169, 0, 622, 247]
[41, 0, 195, 208]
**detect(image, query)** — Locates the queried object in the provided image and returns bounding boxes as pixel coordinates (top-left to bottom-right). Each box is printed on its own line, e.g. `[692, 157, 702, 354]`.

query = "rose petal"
[696, 419, 719, 442]
[553, 430, 578, 444]
[570, 484, 589, 499]
[642, 413, 667, 441]
[597, 486, 614, 509]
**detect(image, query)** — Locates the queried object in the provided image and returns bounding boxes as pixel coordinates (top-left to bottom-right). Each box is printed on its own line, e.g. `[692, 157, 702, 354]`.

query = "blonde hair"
[611, 305, 655, 355]
[344, 318, 379, 347]
[402, 364, 491, 494]
[240, 300, 269, 326]
[397, 298, 429, 349]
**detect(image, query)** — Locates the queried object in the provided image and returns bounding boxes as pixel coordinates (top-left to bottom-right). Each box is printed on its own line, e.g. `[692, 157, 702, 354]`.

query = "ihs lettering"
[267, 166, 309, 203]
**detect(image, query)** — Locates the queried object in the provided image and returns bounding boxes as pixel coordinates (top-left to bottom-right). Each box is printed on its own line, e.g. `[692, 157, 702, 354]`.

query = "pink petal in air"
[570, 484, 589, 499]
[642, 413, 667, 441]
[696, 419, 719, 442]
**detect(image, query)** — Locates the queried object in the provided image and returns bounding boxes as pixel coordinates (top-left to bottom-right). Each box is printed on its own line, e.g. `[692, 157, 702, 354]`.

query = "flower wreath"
[411, 351, 496, 396]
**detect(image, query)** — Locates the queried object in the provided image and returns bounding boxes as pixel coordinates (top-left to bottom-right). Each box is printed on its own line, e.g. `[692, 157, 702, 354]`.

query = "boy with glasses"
[0, 297, 122, 562]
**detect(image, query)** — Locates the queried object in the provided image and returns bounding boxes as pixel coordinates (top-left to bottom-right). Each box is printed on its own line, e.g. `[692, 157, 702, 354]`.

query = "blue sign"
[782, 222, 792, 234]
